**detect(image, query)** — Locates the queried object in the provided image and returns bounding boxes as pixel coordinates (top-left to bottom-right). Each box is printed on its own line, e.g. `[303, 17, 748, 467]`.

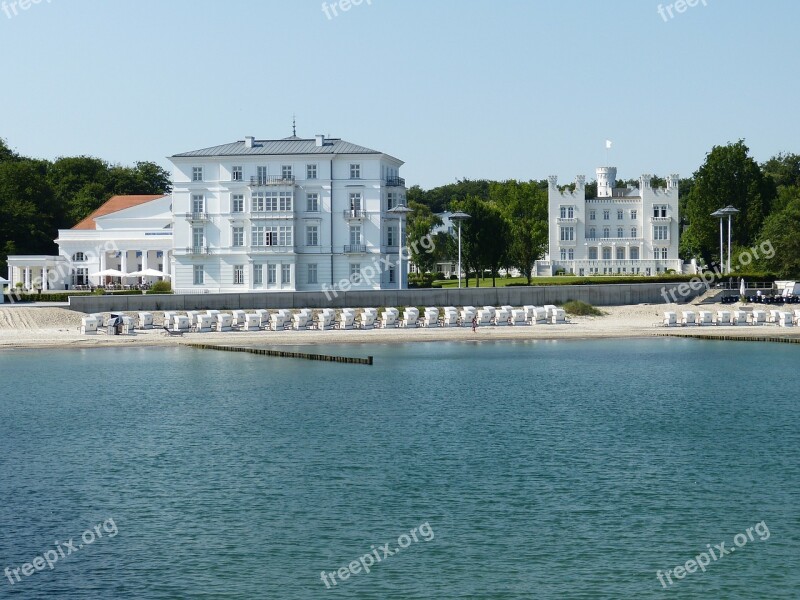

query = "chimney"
[245, 136, 255, 148]
[315, 134, 325, 147]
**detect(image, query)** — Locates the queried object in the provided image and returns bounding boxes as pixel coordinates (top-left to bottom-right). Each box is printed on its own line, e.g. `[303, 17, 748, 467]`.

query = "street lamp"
[710, 209, 725, 273]
[718, 206, 740, 275]
[388, 204, 413, 290]
[449, 211, 471, 289]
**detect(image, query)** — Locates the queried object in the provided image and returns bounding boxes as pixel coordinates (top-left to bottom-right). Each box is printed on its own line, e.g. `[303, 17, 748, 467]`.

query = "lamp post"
[710, 209, 725, 274]
[388, 204, 413, 290]
[449, 211, 471, 289]
[718, 205, 740, 275]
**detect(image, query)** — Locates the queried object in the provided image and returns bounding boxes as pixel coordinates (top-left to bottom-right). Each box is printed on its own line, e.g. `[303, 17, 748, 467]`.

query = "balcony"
[343, 209, 367, 220]
[185, 246, 210, 255]
[184, 212, 209, 221]
[385, 176, 405, 187]
[249, 176, 295, 187]
[251, 245, 294, 254]
[344, 244, 367, 253]
[650, 216, 672, 223]
[557, 217, 577, 223]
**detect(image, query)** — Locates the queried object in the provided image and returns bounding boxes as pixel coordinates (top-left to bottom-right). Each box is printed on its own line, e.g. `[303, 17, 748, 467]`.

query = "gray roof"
[172, 136, 389, 158]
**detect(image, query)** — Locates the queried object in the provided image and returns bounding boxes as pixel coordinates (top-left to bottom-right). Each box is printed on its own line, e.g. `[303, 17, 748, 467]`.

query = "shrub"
[147, 280, 173, 294]
[408, 273, 436, 288]
[561, 300, 605, 316]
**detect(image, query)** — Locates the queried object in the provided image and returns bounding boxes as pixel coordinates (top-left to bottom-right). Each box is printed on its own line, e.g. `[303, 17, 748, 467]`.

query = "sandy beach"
[1, 303, 799, 351]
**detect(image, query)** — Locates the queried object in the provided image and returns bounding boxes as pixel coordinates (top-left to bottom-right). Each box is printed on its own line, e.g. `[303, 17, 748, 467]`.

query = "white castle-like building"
[538, 167, 682, 277]
[6, 134, 409, 293]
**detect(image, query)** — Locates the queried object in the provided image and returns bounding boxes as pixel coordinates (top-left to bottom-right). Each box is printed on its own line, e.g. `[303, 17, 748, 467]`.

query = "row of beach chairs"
[79, 305, 570, 335]
[663, 309, 800, 328]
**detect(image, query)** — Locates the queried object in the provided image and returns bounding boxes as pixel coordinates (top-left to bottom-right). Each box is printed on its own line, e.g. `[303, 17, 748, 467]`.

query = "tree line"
[404, 141, 800, 283]
[0, 138, 171, 271]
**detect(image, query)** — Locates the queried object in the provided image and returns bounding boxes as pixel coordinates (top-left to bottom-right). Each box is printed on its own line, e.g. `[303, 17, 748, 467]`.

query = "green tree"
[680, 140, 776, 266]
[457, 195, 510, 287]
[755, 193, 800, 277]
[492, 180, 548, 284]
[762, 152, 800, 190]
[405, 201, 442, 273]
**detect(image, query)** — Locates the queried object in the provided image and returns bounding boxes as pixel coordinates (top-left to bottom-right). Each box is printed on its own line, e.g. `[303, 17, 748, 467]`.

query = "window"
[388, 267, 396, 284]
[618, 227, 624, 238]
[232, 194, 244, 213]
[192, 167, 203, 182]
[350, 225, 362, 246]
[350, 164, 361, 179]
[602, 247, 612, 260]
[308, 263, 318, 284]
[251, 225, 265, 246]
[350, 263, 361, 282]
[266, 227, 278, 246]
[631, 209, 637, 220]
[72, 252, 86, 262]
[306, 164, 317, 179]
[588, 247, 598, 260]
[559, 206, 574, 219]
[279, 226, 293, 246]
[234, 265, 244, 285]
[349, 192, 362, 213]
[560, 206, 566, 218]
[588, 227, 596, 239]
[267, 264, 276, 284]
[306, 193, 319, 212]
[662, 247, 668, 259]
[252, 193, 265, 212]
[192, 195, 204, 213]
[232, 166, 242, 181]
[281, 264, 291, 284]
[617, 209, 624, 220]
[265, 192, 278, 211]
[568, 249, 574, 260]
[253, 264, 263, 285]
[603, 210, 610, 220]
[387, 225, 397, 247]
[387, 192, 397, 210]
[306, 225, 318, 246]
[616, 247, 625, 260]
[257, 166, 267, 185]
[654, 248, 660, 260]
[559, 226, 574, 241]
[631, 227, 637, 238]
[560, 248, 567, 260]
[192, 226, 204, 249]
[630, 247, 639, 260]
[589, 210, 596, 221]
[193, 265, 204, 285]
[72, 267, 88, 285]
[282, 165, 293, 180]
[603, 227, 610, 238]
[653, 225, 669, 240]
[232, 226, 244, 247]
[279, 192, 292, 211]
[653, 205, 667, 218]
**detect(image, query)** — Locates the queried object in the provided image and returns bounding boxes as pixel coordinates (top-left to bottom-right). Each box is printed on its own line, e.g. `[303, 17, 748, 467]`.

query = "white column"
[142, 250, 149, 271]
[120, 250, 128, 275]
[100, 250, 107, 271]
[24, 268, 31, 290]
[42, 267, 48, 291]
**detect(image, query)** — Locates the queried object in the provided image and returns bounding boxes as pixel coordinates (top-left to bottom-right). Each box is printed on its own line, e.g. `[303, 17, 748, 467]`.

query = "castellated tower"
[596, 167, 617, 198]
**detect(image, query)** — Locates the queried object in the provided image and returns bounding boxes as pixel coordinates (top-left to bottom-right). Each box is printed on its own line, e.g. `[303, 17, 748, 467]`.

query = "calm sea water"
[1, 339, 798, 599]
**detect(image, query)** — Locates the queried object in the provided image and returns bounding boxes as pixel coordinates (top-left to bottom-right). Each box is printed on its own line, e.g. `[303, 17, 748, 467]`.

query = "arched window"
[72, 252, 86, 262]
[603, 227, 610, 238]
[631, 227, 637, 238]
[617, 227, 624, 238]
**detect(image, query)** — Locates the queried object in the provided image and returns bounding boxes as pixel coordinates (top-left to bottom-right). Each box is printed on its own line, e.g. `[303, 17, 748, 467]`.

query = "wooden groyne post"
[188, 343, 374, 365]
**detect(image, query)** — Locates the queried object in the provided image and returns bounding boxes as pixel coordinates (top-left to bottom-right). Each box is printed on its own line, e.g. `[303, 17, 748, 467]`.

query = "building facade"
[541, 167, 682, 277]
[169, 135, 407, 293]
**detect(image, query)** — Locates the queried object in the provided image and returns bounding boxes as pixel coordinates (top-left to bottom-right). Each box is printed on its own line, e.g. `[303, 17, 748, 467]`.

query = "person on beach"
[471, 315, 477, 333]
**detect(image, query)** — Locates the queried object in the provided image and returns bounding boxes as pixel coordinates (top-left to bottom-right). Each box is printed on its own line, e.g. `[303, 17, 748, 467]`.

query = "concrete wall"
[68, 282, 701, 314]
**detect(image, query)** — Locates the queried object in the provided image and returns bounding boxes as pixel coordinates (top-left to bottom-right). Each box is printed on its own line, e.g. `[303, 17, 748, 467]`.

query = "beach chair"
[92, 313, 106, 328]
[681, 311, 696, 326]
[551, 308, 566, 324]
[750, 310, 767, 326]
[501, 305, 514, 315]
[494, 307, 511, 326]
[232, 310, 247, 327]
[697, 311, 713, 326]
[380, 307, 399, 328]
[216, 313, 233, 332]
[422, 307, 439, 327]
[477, 309, 494, 326]
[441, 308, 459, 327]
[316, 309, 335, 330]
[242, 314, 260, 331]
[531, 307, 548, 325]
[195, 315, 214, 332]
[732, 311, 748, 326]
[138, 312, 154, 330]
[543, 305, 558, 319]
[186, 311, 202, 328]
[173, 316, 191, 333]
[359, 308, 377, 330]
[401, 307, 419, 328]
[80, 316, 98, 335]
[292, 311, 310, 330]
[777, 312, 793, 327]
[206, 310, 221, 319]
[460, 306, 476, 327]
[510, 309, 528, 326]
[121, 316, 136, 335]
[716, 311, 732, 326]
[482, 306, 497, 320]
[254, 309, 270, 329]
[163, 312, 177, 329]
[523, 305, 536, 322]
[337, 309, 356, 330]
[768, 309, 781, 324]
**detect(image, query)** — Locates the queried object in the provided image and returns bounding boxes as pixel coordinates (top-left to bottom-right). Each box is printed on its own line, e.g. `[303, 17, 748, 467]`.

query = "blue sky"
[1, 0, 797, 188]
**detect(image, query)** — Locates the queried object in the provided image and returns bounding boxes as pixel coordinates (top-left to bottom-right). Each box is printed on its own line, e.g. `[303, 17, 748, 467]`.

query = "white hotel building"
[540, 167, 682, 277]
[169, 134, 407, 293]
[5, 134, 408, 293]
